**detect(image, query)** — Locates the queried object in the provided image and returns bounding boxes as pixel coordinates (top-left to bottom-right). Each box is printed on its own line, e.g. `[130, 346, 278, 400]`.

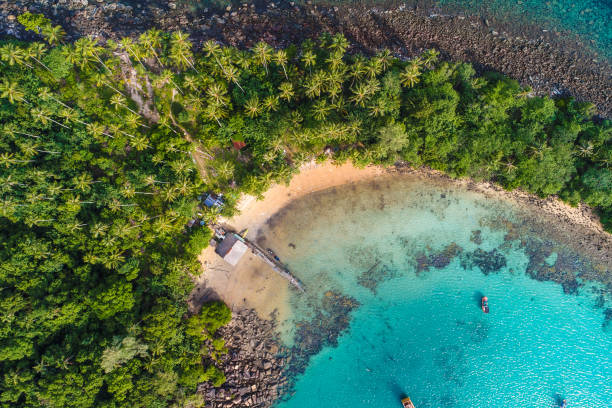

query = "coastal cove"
[2, 10, 611, 407]
[196, 162, 612, 407]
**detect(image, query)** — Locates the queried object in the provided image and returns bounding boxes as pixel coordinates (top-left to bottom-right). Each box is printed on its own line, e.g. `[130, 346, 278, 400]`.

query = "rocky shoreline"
[1, 0, 611, 117]
[199, 308, 290, 408]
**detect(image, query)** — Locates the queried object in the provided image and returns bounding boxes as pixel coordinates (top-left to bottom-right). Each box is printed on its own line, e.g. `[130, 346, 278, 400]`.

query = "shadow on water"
[473, 291, 484, 309]
[388, 381, 407, 400]
[552, 393, 566, 406]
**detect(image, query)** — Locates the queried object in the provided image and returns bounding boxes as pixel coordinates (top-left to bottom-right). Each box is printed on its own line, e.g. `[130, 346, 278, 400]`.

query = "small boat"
[481, 296, 489, 313]
[401, 397, 416, 408]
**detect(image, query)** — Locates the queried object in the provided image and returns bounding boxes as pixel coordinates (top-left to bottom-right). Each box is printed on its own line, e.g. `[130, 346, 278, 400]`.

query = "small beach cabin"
[215, 233, 248, 266]
[203, 193, 224, 208]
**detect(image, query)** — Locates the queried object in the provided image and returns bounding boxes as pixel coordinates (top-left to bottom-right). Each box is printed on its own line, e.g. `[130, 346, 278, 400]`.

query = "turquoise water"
[258, 175, 612, 408]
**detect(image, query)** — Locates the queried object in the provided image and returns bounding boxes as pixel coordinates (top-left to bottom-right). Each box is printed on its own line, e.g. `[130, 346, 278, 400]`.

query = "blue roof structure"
[203, 193, 224, 208]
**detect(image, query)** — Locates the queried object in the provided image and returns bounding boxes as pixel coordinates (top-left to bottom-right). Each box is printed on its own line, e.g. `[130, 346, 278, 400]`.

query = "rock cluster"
[1, 0, 610, 116]
[199, 309, 289, 408]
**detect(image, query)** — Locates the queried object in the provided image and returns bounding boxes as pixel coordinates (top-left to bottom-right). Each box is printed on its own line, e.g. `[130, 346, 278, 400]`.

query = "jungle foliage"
[1, 11, 610, 408]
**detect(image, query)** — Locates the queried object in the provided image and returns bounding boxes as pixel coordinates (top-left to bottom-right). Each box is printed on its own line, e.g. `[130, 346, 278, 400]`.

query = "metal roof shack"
[203, 193, 224, 208]
[215, 233, 248, 266]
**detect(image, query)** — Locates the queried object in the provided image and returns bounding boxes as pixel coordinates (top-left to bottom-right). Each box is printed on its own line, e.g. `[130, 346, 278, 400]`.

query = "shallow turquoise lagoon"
[261, 176, 612, 408]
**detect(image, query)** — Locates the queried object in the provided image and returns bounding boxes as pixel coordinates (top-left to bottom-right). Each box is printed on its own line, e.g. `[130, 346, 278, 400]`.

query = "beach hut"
[215, 233, 248, 266]
[203, 193, 224, 208]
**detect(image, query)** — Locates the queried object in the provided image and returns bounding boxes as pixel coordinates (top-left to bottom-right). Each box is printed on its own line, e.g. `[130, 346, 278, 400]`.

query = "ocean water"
[256, 175, 612, 408]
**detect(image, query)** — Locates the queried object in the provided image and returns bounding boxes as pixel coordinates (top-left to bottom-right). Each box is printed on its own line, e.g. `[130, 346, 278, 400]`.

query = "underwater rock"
[357, 261, 399, 293]
[415, 242, 463, 273]
[287, 291, 360, 378]
[461, 248, 507, 275]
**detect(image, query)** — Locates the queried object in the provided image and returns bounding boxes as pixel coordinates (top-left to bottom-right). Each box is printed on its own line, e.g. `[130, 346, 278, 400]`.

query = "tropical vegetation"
[1, 11, 610, 408]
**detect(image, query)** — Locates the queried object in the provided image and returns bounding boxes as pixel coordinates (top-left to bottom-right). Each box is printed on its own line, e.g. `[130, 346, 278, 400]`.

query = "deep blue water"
[260, 176, 612, 408]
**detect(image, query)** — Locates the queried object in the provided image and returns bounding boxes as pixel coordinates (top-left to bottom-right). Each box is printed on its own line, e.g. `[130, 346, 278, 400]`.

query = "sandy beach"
[190, 162, 385, 321]
[191, 161, 611, 322]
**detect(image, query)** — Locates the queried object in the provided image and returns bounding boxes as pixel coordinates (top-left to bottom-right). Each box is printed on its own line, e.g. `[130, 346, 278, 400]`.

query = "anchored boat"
[401, 397, 416, 408]
[481, 296, 489, 313]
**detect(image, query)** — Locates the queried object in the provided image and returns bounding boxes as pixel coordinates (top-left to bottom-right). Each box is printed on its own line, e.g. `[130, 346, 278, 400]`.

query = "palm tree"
[81, 37, 112, 73]
[109, 94, 141, 116]
[131, 135, 150, 151]
[91, 223, 109, 238]
[350, 82, 370, 107]
[0, 44, 32, 68]
[368, 99, 385, 117]
[91, 73, 125, 97]
[169, 31, 197, 72]
[365, 58, 382, 79]
[244, 96, 262, 118]
[304, 71, 325, 99]
[183, 75, 199, 91]
[329, 33, 349, 54]
[301, 50, 317, 72]
[125, 113, 144, 129]
[0, 80, 25, 104]
[252, 42, 273, 74]
[312, 99, 330, 121]
[503, 160, 517, 173]
[222, 64, 245, 93]
[31, 107, 69, 129]
[576, 142, 594, 158]
[138, 29, 166, 71]
[325, 51, 344, 71]
[73, 173, 93, 192]
[235, 50, 252, 70]
[119, 37, 148, 71]
[274, 49, 289, 79]
[279, 82, 295, 102]
[516, 86, 533, 99]
[400, 65, 420, 88]
[202, 40, 225, 72]
[87, 122, 113, 139]
[263, 95, 279, 112]
[204, 103, 227, 126]
[215, 161, 235, 181]
[376, 49, 394, 72]
[39, 87, 71, 109]
[206, 83, 229, 106]
[350, 55, 367, 84]
[41, 24, 65, 45]
[422, 49, 439, 68]
[25, 43, 53, 73]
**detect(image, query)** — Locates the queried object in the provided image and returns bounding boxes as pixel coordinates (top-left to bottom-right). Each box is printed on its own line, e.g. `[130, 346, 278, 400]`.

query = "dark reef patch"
[287, 291, 360, 378]
[357, 261, 400, 293]
[461, 248, 507, 275]
[415, 242, 463, 273]
[470, 229, 483, 245]
[522, 237, 583, 294]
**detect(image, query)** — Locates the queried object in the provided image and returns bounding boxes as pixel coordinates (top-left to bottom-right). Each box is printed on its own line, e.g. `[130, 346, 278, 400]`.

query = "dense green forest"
[1, 12, 610, 408]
